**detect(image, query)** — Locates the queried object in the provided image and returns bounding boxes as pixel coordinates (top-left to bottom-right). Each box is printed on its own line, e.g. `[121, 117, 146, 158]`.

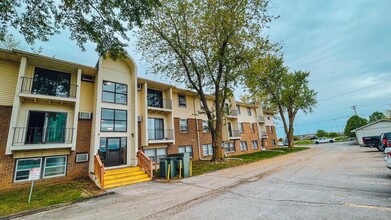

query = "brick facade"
[0, 105, 92, 190]
[264, 125, 278, 149]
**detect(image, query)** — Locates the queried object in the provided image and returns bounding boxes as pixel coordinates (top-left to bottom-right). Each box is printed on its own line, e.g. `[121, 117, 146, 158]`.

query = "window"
[202, 120, 209, 133]
[102, 81, 127, 104]
[202, 144, 213, 156]
[101, 109, 127, 132]
[250, 123, 254, 133]
[266, 114, 271, 120]
[236, 106, 241, 115]
[269, 126, 273, 134]
[148, 118, 165, 140]
[31, 67, 72, 98]
[252, 140, 259, 149]
[239, 123, 244, 133]
[271, 139, 276, 146]
[224, 142, 235, 152]
[180, 119, 188, 133]
[14, 158, 42, 182]
[178, 94, 187, 107]
[240, 141, 248, 151]
[247, 107, 252, 116]
[179, 145, 193, 157]
[44, 156, 67, 178]
[147, 89, 164, 108]
[144, 148, 167, 163]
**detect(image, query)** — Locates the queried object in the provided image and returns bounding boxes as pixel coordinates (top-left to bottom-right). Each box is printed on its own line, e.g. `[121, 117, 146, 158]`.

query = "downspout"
[193, 95, 207, 160]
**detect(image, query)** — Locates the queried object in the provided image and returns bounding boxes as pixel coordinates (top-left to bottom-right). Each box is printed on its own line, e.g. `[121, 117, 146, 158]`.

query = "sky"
[7, 0, 391, 138]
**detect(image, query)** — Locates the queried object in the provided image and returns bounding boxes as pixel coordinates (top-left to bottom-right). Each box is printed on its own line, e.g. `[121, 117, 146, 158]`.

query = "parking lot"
[21, 142, 391, 220]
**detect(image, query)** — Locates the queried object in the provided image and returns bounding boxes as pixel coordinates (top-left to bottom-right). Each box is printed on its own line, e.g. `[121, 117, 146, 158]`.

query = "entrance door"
[99, 137, 127, 167]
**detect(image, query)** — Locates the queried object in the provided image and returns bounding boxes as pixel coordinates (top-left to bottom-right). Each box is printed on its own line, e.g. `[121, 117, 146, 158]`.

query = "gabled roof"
[351, 119, 391, 132]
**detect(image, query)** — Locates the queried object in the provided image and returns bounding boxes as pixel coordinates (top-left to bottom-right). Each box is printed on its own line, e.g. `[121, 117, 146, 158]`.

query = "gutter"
[193, 95, 208, 161]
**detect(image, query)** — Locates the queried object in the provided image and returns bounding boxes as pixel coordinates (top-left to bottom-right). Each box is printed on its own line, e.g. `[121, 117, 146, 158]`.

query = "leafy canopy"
[316, 129, 328, 138]
[344, 115, 368, 137]
[368, 111, 386, 123]
[0, 0, 160, 59]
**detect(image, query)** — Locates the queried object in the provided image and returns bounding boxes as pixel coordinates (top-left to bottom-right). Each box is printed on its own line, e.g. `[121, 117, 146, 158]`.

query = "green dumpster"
[167, 152, 191, 178]
[159, 157, 177, 178]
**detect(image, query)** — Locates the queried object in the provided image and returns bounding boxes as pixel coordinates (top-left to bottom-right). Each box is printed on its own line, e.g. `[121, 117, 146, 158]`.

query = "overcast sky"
[8, 0, 391, 138]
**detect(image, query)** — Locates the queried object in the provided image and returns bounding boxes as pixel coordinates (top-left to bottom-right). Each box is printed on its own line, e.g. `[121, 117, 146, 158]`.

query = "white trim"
[43, 156, 67, 179]
[14, 157, 42, 183]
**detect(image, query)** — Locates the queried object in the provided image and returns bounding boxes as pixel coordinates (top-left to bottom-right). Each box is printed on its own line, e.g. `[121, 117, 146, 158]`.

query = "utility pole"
[351, 105, 358, 115]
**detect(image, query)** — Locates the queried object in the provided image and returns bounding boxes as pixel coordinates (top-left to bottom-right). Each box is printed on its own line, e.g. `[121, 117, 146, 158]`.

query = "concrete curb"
[1, 191, 115, 220]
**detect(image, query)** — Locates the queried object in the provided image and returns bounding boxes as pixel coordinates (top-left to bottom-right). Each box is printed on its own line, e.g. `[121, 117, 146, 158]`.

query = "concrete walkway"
[19, 143, 391, 220]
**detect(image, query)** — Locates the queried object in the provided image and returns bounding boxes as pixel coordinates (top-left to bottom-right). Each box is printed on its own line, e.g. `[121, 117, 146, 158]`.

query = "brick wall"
[0, 105, 92, 190]
[265, 125, 278, 149]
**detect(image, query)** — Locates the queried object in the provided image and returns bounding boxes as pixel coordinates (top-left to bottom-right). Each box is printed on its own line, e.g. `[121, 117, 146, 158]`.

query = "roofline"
[351, 119, 391, 132]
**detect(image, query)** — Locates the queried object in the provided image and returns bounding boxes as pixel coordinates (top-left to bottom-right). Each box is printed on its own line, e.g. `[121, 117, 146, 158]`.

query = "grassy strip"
[0, 178, 102, 217]
[192, 147, 309, 176]
[294, 140, 314, 145]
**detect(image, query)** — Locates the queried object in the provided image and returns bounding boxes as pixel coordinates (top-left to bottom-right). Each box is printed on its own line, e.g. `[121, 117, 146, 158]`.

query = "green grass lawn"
[294, 140, 314, 145]
[0, 178, 102, 217]
[192, 147, 309, 176]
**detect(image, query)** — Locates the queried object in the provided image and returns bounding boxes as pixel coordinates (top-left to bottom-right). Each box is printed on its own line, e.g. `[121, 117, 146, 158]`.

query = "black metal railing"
[147, 129, 174, 141]
[20, 77, 78, 98]
[12, 127, 74, 145]
[258, 116, 265, 122]
[229, 130, 241, 137]
[147, 98, 172, 109]
[260, 131, 268, 137]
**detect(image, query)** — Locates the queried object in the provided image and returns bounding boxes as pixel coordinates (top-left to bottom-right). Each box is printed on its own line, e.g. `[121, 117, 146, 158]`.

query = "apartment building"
[0, 49, 277, 190]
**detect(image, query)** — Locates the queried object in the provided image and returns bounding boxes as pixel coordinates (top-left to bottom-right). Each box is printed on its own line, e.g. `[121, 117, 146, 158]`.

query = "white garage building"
[352, 119, 391, 145]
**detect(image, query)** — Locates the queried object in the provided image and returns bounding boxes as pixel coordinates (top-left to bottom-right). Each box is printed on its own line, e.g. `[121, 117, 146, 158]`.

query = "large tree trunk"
[211, 113, 225, 162]
[287, 114, 295, 149]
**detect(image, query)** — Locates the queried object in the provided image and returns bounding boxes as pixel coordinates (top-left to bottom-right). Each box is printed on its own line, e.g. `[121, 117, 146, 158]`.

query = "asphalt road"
[20, 142, 391, 220]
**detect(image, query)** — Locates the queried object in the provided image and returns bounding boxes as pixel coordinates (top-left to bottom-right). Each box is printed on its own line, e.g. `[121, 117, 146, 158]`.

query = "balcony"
[260, 131, 268, 138]
[147, 98, 173, 113]
[227, 109, 238, 118]
[20, 77, 78, 103]
[12, 127, 74, 148]
[147, 129, 174, 143]
[258, 116, 265, 123]
[229, 130, 241, 140]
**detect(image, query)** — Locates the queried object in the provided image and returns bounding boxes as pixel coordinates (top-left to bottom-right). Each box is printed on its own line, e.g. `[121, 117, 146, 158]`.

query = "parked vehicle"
[385, 148, 391, 169]
[313, 137, 335, 144]
[361, 135, 381, 148]
[378, 132, 391, 151]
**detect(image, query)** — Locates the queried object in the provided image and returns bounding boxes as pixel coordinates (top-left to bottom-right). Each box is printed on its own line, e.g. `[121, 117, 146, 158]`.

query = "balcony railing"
[147, 98, 172, 109]
[147, 129, 174, 141]
[20, 77, 78, 99]
[12, 127, 74, 145]
[258, 116, 265, 122]
[260, 131, 268, 137]
[227, 109, 238, 117]
[229, 130, 241, 138]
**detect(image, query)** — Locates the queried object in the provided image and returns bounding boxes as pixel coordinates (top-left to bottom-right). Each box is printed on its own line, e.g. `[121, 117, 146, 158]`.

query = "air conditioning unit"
[76, 153, 89, 162]
[137, 116, 143, 122]
[79, 112, 92, 120]
[81, 74, 95, 82]
[137, 83, 142, 91]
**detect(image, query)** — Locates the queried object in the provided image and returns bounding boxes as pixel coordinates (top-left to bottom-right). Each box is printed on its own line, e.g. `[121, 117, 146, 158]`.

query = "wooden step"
[105, 173, 149, 185]
[104, 170, 146, 180]
[105, 177, 151, 189]
[104, 167, 141, 175]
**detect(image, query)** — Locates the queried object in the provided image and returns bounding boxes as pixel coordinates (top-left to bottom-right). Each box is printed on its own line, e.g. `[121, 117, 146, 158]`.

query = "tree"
[244, 55, 317, 149]
[0, 0, 160, 59]
[0, 34, 21, 50]
[344, 115, 368, 137]
[369, 111, 386, 123]
[316, 129, 328, 138]
[328, 132, 339, 138]
[137, 0, 275, 161]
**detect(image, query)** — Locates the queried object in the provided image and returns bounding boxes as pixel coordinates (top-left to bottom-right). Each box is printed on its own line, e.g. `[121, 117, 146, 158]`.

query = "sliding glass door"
[25, 111, 67, 144]
[148, 118, 164, 140]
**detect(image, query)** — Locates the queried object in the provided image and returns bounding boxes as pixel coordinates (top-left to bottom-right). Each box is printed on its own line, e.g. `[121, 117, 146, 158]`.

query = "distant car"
[378, 132, 391, 151]
[384, 148, 391, 169]
[313, 137, 335, 144]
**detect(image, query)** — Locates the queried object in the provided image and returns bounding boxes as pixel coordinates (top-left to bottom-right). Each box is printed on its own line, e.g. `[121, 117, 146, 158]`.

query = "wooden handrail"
[137, 151, 153, 180]
[94, 154, 105, 189]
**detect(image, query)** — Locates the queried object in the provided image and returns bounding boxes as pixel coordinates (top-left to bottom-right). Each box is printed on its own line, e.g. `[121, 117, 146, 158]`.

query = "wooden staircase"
[104, 166, 151, 189]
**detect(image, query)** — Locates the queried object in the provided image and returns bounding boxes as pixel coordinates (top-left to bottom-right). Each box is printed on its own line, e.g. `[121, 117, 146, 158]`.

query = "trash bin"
[159, 158, 168, 178]
[159, 157, 177, 178]
[167, 152, 190, 178]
